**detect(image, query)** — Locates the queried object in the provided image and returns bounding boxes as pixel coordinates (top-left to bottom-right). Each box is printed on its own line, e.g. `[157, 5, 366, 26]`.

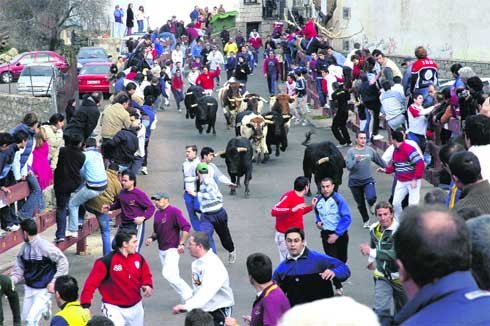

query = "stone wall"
[236, 2, 274, 36]
[0, 94, 55, 132]
[388, 55, 490, 80]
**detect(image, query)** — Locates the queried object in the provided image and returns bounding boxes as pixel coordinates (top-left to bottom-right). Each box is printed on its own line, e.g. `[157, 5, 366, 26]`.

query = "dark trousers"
[332, 111, 351, 145]
[321, 230, 349, 289]
[350, 182, 377, 223]
[365, 100, 382, 136]
[209, 307, 232, 326]
[0, 274, 21, 326]
[55, 191, 71, 240]
[200, 208, 235, 253]
[143, 138, 150, 167]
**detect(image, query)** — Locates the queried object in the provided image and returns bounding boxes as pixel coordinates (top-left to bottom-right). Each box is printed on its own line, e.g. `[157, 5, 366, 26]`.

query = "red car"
[77, 62, 112, 98]
[0, 51, 68, 83]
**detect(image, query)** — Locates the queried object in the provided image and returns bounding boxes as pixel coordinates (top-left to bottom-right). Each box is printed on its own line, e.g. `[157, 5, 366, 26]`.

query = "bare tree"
[0, 0, 110, 50]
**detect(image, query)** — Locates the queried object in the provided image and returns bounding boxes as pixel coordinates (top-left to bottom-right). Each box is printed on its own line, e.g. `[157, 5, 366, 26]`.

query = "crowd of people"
[0, 4, 490, 326]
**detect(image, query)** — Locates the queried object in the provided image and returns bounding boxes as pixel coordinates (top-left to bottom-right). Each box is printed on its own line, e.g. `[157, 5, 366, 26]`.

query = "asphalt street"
[1, 66, 433, 325]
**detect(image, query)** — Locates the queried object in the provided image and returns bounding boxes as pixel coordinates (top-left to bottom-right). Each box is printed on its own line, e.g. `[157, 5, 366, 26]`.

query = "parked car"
[17, 64, 62, 97]
[77, 62, 112, 98]
[438, 78, 490, 93]
[0, 51, 68, 83]
[76, 47, 111, 70]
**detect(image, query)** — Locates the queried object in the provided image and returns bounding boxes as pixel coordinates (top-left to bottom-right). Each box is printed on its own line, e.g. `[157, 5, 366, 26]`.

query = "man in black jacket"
[64, 92, 102, 142]
[102, 111, 140, 171]
[54, 133, 85, 243]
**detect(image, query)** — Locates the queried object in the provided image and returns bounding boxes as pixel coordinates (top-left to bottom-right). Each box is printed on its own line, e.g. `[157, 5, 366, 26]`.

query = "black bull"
[184, 85, 218, 134]
[217, 137, 253, 197]
[264, 111, 290, 159]
[302, 137, 345, 196]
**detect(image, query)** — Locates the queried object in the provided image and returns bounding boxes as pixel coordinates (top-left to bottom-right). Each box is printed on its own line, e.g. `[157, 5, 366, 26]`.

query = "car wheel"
[1, 71, 13, 83]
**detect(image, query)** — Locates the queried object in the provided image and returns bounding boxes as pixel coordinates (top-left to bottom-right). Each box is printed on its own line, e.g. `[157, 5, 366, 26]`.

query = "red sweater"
[171, 75, 184, 91]
[271, 190, 313, 233]
[248, 36, 263, 50]
[80, 251, 153, 308]
[385, 142, 425, 182]
[195, 68, 220, 90]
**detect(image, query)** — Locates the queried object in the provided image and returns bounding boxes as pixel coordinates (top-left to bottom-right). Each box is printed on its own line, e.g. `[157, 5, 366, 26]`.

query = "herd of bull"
[182, 83, 346, 198]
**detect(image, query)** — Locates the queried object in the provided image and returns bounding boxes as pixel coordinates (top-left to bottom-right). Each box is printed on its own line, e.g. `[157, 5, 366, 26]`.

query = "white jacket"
[183, 250, 234, 312]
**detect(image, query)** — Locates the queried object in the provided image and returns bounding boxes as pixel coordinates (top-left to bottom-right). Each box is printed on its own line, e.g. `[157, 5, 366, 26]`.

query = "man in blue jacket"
[314, 177, 352, 296]
[393, 206, 490, 325]
[272, 227, 350, 307]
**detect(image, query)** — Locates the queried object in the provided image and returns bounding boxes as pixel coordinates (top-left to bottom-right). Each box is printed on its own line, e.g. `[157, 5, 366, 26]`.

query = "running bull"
[302, 131, 345, 196]
[216, 137, 253, 197]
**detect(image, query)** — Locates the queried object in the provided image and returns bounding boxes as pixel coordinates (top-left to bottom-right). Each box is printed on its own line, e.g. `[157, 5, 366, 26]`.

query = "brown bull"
[218, 81, 244, 128]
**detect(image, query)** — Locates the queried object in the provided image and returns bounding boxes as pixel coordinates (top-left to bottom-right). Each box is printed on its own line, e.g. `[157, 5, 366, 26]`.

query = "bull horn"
[228, 97, 236, 102]
[260, 97, 269, 103]
[214, 150, 226, 157]
[207, 103, 214, 106]
[264, 115, 273, 119]
[317, 157, 330, 165]
[264, 119, 274, 124]
[282, 115, 291, 119]
[236, 147, 248, 152]
[186, 91, 193, 95]
[191, 103, 198, 107]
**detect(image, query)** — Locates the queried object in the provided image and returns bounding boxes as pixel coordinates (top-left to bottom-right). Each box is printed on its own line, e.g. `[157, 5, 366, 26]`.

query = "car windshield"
[78, 48, 106, 59]
[80, 65, 109, 75]
[21, 66, 54, 77]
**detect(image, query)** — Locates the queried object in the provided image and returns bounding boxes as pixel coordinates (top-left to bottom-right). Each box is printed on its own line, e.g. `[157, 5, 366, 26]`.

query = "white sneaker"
[6, 224, 20, 232]
[65, 231, 78, 238]
[335, 288, 344, 296]
[363, 221, 371, 229]
[228, 251, 236, 264]
[301, 120, 307, 126]
[372, 134, 384, 140]
[140, 166, 148, 175]
[336, 144, 346, 148]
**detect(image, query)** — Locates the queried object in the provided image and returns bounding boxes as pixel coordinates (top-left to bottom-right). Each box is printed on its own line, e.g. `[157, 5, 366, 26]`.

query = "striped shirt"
[198, 176, 223, 213]
[385, 142, 424, 182]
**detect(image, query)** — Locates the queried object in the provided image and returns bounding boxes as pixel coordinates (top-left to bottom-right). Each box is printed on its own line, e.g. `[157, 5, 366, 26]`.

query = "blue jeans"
[183, 192, 200, 231]
[55, 191, 70, 240]
[94, 211, 111, 256]
[350, 181, 377, 223]
[316, 77, 325, 106]
[18, 174, 42, 219]
[137, 20, 144, 33]
[68, 185, 103, 232]
[267, 73, 278, 95]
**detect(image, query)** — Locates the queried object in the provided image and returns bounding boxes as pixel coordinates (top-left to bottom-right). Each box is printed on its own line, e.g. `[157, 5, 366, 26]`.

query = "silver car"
[17, 64, 61, 96]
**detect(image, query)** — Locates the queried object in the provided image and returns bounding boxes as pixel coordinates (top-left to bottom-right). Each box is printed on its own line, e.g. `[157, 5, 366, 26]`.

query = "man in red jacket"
[271, 176, 317, 261]
[80, 230, 153, 326]
[195, 66, 221, 95]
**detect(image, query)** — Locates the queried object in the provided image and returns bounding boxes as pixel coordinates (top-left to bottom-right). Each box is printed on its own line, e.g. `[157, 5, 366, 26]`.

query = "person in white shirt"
[207, 46, 224, 86]
[464, 114, 490, 181]
[172, 232, 234, 326]
[182, 145, 201, 231]
[172, 44, 184, 67]
[200, 147, 235, 188]
[187, 66, 200, 86]
[407, 92, 438, 151]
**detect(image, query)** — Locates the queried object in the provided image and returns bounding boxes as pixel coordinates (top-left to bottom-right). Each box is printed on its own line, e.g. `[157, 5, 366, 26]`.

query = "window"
[36, 53, 50, 63]
[19, 54, 35, 65]
[244, 0, 258, 3]
[342, 7, 351, 20]
[343, 40, 350, 52]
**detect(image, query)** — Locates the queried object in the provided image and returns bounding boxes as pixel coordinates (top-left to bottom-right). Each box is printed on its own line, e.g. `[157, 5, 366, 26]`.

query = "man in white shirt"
[182, 145, 201, 231]
[207, 46, 224, 87]
[464, 114, 490, 181]
[172, 232, 234, 325]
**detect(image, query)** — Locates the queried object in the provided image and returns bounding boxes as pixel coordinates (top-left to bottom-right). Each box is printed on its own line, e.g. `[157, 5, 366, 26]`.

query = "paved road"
[2, 66, 433, 325]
